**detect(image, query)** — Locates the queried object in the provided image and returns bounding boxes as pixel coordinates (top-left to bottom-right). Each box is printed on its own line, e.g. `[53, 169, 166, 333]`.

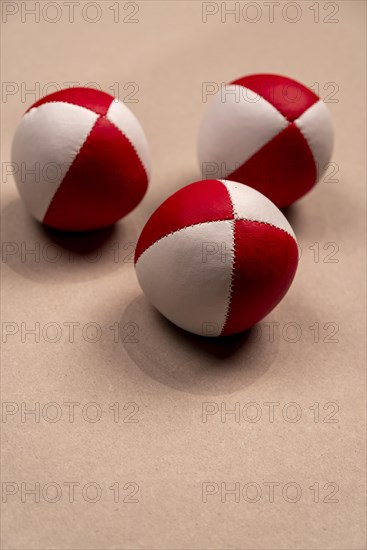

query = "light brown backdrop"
[1, 1, 366, 548]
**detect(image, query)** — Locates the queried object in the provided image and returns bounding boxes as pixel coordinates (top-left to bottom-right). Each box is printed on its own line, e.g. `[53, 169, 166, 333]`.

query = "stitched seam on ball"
[42, 116, 100, 220]
[234, 83, 315, 123]
[232, 219, 299, 260]
[25, 101, 98, 117]
[241, 218, 296, 240]
[230, 84, 289, 124]
[135, 217, 296, 265]
[228, 122, 292, 178]
[294, 106, 319, 175]
[106, 116, 149, 179]
[212, 88, 288, 171]
[220, 184, 237, 334]
[135, 219, 234, 265]
[219, 218, 297, 335]
[220, 181, 295, 238]
[244, 220, 300, 264]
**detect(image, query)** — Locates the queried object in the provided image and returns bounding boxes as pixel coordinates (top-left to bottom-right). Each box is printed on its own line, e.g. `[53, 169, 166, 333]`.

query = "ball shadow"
[120, 296, 279, 395]
[281, 200, 327, 241]
[1, 199, 137, 284]
[282, 205, 300, 231]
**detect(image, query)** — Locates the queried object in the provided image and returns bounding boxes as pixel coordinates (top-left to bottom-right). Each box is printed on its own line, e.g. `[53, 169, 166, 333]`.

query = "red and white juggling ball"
[134, 179, 299, 337]
[198, 74, 334, 208]
[11, 87, 150, 231]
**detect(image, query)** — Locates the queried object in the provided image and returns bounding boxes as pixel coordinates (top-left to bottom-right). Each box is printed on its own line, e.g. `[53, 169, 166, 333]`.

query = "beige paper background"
[1, 1, 366, 548]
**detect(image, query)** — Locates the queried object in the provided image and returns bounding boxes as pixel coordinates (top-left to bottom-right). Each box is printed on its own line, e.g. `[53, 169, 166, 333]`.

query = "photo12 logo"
[1, 238, 136, 266]
[1, 320, 140, 344]
[201, 401, 341, 424]
[1, 81, 139, 104]
[2, 481, 140, 504]
[2, 401, 141, 424]
[1, 2, 140, 24]
[201, 320, 340, 341]
[202, 480, 340, 503]
[201, 81, 340, 104]
[201, 240, 341, 265]
[201, 1, 340, 24]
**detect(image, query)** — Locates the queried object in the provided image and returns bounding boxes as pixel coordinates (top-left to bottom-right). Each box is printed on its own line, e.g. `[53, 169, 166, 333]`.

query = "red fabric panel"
[228, 123, 317, 208]
[26, 87, 114, 116]
[221, 219, 298, 336]
[135, 180, 234, 262]
[43, 116, 148, 231]
[232, 74, 318, 122]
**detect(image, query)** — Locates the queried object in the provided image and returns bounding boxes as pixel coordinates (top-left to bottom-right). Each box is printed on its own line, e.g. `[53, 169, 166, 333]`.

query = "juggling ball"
[198, 74, 334, 208]
[134, 179, 299, 337]
[11, 87, 151, 231]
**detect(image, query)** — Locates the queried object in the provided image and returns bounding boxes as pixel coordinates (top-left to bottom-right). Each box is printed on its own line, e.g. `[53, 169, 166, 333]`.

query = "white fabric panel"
[11, 102, 98, 221]
[221, 180, 296, 239]
[198, 85, 288, 179]
[294, 100, 334, 181]
[135, 221, 235, 336]
[106, 100, 151, 179]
